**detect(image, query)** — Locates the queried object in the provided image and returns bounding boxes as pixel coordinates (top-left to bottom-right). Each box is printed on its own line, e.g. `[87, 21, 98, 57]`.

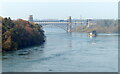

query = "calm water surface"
[2, 27, 118, 72]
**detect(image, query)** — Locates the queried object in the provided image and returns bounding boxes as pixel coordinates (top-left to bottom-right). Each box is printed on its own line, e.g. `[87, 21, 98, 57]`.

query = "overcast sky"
[0, 1, 118, 20]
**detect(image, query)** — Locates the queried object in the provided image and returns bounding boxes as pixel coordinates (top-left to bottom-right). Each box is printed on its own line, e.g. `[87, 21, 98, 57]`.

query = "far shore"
[72, 24, 118, 34]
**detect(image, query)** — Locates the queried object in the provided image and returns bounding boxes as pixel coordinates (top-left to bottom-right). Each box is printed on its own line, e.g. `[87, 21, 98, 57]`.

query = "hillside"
[72, 19, 118, 33]
[2, 17, 45, 51]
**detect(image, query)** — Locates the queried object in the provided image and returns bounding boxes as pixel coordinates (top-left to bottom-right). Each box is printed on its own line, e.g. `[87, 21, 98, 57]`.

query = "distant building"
[28, 15, 33, 22]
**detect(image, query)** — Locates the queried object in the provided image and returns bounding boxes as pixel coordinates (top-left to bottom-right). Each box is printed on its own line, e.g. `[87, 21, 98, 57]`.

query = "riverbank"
[2, 17, 45, 52]
[72, 24, 118, 34]
[72, 19, 118, 34]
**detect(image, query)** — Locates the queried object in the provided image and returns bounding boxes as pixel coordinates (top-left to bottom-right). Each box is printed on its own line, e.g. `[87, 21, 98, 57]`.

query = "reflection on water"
[2, 43, 45, 60]
[67, 33, 72, 48]
[89, 38, 97, 45]
[2, 27, 118, 72]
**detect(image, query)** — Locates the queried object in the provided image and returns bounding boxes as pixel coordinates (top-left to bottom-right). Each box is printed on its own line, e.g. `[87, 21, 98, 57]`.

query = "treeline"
[94, 19, 117, 26]
[73, 19, 118, 33]
[2, 17, 45, 51]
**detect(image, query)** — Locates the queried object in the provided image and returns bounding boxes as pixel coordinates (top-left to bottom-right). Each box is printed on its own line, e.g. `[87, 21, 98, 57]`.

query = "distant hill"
[72, 19, 118, 33]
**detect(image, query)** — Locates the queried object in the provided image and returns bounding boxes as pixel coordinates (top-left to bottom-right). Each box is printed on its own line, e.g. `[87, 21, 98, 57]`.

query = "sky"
[0, 1, 118, 20]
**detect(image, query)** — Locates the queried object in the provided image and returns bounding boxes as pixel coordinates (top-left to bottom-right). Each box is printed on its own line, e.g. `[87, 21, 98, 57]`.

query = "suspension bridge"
[28, 15, 95, 32]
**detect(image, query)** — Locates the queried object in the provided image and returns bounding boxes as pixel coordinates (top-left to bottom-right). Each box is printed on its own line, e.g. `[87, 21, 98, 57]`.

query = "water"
[2, 27, 118, 72]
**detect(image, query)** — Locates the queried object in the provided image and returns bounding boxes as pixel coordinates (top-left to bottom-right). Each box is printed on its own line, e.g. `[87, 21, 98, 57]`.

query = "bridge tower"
[67, 16, 72, 32]
[28, 15, 33, 22]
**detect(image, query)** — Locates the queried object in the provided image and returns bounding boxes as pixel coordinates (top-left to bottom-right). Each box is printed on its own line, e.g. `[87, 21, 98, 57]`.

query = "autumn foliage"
[2, 17, 45, 51]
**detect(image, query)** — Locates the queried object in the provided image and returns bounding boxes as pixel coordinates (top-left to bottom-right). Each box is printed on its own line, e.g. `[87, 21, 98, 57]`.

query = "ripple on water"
[2, 28, 118, 72]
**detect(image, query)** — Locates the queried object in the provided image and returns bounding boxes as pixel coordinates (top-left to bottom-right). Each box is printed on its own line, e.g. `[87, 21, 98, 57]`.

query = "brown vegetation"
[73, 19, 118, 33]
[2, 17, 45, 51]
[73, 25, 118, 33]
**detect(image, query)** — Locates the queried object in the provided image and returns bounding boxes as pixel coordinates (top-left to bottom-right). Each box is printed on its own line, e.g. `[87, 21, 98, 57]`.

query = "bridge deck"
[34, 22, 85, 24]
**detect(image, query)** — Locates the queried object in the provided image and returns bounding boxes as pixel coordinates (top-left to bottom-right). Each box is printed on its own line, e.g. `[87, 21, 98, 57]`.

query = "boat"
[88, 30, 97, 37]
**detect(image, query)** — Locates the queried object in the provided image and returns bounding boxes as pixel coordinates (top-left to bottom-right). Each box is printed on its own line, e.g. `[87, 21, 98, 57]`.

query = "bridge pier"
[67, 16, 72, 32]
